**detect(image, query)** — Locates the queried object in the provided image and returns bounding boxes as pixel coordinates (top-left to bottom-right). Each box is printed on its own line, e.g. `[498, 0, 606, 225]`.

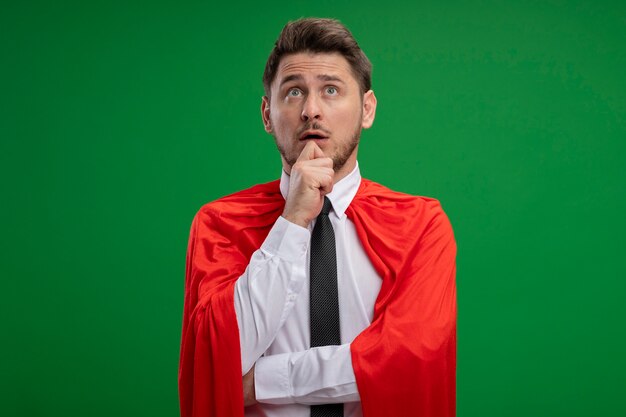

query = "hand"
[282, 141, 334, 228]
[243, 365, 257, 407]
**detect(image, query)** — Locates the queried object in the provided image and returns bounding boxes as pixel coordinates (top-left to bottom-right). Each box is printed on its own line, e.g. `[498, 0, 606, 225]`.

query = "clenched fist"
[282, 141, 334, 228]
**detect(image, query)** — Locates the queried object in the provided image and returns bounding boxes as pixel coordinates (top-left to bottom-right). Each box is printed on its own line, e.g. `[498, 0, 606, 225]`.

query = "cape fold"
[179, 179, 456, 417]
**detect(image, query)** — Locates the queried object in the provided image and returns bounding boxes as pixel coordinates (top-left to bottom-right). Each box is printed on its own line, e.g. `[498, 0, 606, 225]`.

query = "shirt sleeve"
[254, 343, 360, 405]
[234, 215, 311, 374]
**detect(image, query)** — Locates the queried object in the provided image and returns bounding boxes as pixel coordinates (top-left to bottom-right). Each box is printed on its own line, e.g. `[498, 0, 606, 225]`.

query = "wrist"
[282, 211, 310, 228]
[243, 365, 257, 406]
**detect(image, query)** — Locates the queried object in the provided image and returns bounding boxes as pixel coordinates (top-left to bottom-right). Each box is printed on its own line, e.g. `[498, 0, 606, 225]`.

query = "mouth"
[299, 130, 329, 141]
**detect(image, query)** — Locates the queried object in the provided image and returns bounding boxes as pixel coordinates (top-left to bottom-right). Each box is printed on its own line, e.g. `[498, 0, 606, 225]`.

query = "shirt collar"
[279, 161, 362, 219]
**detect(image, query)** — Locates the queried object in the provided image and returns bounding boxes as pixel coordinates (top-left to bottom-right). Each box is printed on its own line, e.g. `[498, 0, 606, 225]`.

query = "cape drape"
[179, 178, 456, 417]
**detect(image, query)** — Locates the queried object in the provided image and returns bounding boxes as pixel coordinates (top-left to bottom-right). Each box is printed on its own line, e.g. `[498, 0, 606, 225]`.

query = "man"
[179, 18, 456, 417]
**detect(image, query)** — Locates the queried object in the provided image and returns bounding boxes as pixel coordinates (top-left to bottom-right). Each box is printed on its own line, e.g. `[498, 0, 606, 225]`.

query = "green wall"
[2, 1, 625, 416]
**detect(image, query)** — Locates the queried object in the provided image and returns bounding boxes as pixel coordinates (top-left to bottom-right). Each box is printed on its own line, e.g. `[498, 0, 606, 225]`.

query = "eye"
[325, 86, 338, 95]
[287, 88, 302, 97]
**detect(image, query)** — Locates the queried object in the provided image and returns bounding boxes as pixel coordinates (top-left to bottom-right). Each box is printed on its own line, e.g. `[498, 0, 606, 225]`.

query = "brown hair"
[263, 18, 372, 97]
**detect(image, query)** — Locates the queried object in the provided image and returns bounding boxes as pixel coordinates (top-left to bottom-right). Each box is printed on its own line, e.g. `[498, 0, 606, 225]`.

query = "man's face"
[262, 52, 376, 175]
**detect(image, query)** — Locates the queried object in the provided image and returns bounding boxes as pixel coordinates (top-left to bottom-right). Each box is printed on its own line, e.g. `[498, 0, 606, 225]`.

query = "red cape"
[179, 178, 456, 417]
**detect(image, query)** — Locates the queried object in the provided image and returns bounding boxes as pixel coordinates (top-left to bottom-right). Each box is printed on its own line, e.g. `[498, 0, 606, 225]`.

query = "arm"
[253, 344, 360, 405]
[237, 221, 361, 406]
[238, 141, 349, 405]
[234, 215, 310, 375]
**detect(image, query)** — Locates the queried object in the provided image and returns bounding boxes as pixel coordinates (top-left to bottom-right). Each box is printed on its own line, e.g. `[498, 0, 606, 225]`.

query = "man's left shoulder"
[358, 178, 449, 217]
[352, 178, 455, 252]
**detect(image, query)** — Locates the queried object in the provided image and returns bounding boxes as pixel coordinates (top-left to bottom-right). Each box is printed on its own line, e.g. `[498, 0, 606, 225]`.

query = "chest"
[266, 217, 382, 354]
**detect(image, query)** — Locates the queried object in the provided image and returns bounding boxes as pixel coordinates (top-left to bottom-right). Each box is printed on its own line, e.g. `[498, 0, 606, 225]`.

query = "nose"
[301, 94, 322, 121]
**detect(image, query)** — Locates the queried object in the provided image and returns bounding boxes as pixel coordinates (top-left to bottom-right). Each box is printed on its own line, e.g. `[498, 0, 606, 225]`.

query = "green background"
[2, 0, 625, 416]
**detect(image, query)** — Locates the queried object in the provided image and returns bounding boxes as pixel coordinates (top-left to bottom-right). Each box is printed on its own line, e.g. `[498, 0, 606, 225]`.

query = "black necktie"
[310, 197, 343, 417]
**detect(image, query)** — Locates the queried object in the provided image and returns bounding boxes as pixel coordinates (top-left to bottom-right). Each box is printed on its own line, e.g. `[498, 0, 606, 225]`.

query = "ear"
[361, 90, 377, 129]
[261, 96, 272, 133]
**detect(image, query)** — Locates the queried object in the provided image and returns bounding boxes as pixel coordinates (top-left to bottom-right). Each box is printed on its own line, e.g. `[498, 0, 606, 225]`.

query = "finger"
[295, 141, 318, 162]
[297, 157, 334, 169]
[296, 141, 325, 162]
[309, 168, 334, 189]
[312, 142, 326, 159]
[318, 174, 334, 195]
[296, 165, 334, 182]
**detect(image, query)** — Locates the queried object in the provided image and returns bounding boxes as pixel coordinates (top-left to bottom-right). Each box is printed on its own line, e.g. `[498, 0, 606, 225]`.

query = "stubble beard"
[273, 118, 363, 174]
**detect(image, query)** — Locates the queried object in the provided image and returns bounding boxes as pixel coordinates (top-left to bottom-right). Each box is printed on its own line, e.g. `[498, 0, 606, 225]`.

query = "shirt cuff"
[255, 352, 293, 405]
[260, 215, 310, 263]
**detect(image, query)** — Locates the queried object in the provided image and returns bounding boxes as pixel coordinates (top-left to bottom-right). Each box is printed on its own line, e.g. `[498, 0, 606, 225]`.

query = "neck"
[332, 157, 357, 183]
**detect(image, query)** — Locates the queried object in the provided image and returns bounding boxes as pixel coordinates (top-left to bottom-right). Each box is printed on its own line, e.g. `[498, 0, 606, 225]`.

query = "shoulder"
[191, 179, 284, 236]
[196, 179, 282, 218]
[352, 178, 454, 245]
[347, 179, 455, 274]
[357, 178, 448, 217]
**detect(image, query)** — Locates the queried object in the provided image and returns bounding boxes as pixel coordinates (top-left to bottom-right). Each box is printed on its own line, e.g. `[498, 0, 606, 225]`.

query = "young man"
[179, 18, 456, 417]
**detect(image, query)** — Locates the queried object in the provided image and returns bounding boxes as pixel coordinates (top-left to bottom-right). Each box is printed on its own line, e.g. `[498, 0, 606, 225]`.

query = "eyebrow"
[279, 74, 345, 87]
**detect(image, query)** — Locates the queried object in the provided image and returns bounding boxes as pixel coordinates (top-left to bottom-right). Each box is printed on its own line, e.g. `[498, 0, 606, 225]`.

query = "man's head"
[261, 18, 377, 178]
[263, 18, 372, 98]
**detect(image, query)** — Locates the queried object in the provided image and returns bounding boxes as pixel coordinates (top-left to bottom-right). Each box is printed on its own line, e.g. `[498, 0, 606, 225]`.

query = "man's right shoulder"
[193, 179, 284, 223]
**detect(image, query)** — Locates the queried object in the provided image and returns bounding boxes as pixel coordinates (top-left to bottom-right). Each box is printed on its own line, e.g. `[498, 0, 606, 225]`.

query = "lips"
[299, 130, 329, 141]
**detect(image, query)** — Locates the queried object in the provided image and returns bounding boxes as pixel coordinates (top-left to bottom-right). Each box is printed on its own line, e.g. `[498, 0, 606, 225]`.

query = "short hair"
[263, 18, 372, 97]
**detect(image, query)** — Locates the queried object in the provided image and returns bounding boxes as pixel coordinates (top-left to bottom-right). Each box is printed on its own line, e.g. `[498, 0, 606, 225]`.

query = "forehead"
[274, 52, 355, 83]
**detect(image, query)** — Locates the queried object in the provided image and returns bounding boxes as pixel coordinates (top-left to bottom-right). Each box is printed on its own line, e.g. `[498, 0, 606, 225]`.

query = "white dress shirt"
[234, 162, 382, 417]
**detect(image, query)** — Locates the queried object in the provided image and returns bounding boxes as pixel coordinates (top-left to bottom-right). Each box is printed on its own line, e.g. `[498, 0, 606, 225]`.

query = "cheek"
[271, 107, 298, 128]
[274, 112, 300, 131]
[270, 117, 295, 141]
[334, 107, 361, 127]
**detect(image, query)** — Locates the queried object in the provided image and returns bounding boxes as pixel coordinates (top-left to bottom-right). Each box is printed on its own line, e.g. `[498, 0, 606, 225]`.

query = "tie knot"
[320, 197, 332, 215]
